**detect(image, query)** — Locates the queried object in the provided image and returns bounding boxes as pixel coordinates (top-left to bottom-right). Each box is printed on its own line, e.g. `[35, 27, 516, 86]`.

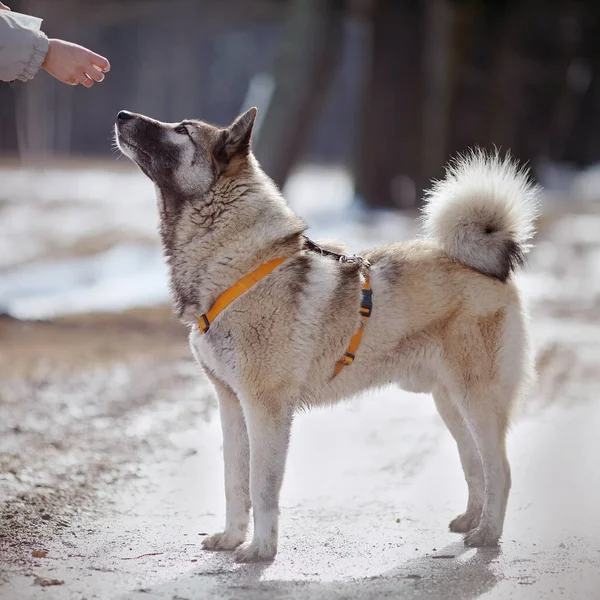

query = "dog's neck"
[157, 160, 306, 326]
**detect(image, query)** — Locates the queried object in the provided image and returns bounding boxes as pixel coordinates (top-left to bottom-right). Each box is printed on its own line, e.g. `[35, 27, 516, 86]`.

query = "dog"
[115, 107, 540, 562]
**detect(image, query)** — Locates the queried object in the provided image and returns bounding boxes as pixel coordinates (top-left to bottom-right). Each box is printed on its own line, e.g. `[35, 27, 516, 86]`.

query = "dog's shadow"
[118, 540, 501, 599]
[380, 541, 501, 597]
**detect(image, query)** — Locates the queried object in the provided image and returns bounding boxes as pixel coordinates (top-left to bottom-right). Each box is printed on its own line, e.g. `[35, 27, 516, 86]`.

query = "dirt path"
[2, 214, 600, 598]
[0, 309, 212, 576]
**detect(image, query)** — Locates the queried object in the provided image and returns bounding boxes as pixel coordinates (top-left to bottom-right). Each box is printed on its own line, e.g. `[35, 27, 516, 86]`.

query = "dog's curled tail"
[421, 150, 541, 282]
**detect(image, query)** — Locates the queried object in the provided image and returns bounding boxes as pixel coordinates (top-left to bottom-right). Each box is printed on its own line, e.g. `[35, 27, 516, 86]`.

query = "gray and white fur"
[115, 108, 540, 562]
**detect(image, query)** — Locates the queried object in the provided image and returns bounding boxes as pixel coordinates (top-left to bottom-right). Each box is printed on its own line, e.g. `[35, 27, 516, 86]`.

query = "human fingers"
[79, 74, 94, 88]
[69, 68, 93, 87]
[85, 64, 105, 83]
[0, 3, 11, 10]
[87, 50, 110, 73]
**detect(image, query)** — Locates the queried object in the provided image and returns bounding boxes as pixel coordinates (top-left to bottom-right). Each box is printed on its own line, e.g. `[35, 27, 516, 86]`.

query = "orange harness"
[331, 275, 372, 378]
[197, 256, 287, 334]
[197, 249, 372, 380]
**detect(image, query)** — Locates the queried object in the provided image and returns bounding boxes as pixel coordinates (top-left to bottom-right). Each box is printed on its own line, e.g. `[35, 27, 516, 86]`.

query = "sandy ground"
[1, 166, 600, 599]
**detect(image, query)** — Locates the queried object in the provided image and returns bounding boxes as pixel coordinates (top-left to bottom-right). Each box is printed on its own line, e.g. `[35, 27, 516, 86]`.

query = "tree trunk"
[566, 3, 600, 165]
[253, 0, 344, 188]
[0, 0, 25, 157]
[355, 0, 425, 209]
[0, 87, 18, 157]
[421, 0, 454, 188]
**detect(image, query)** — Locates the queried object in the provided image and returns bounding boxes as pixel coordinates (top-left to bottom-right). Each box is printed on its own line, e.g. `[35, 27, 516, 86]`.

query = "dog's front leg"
[233, 397, 293, 563]
[202, 377, 250, 551]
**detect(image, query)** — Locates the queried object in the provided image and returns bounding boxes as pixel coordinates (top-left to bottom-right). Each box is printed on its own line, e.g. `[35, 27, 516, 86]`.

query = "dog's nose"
[117, 110, 134, 121]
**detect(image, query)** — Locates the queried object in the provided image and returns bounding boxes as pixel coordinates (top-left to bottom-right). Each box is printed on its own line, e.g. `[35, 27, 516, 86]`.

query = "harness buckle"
[360, 288, 373, 317]
[198, 314, 210, 333]
[338, 352, 355, 366]
[339, 255, 371, 268]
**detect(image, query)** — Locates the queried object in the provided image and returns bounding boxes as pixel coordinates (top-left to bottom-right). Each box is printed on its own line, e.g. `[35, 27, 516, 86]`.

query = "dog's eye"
[174, 125, 188, 135]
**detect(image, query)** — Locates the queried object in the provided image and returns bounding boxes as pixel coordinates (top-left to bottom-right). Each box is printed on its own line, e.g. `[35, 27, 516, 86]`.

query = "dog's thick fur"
[115, 108, 540, 562]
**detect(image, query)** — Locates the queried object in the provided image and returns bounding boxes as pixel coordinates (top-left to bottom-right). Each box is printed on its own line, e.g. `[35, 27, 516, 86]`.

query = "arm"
[0, 10, 49, 82]
[0, 4, 110, 87]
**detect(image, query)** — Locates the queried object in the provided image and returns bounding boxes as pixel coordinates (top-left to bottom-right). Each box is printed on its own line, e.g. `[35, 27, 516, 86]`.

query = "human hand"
[42, 39, 110, 87]
[0, 2, 11, 9]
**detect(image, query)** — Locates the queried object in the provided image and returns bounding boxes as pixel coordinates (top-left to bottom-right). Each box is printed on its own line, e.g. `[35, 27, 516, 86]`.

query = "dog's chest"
[189, 327, 237, 388]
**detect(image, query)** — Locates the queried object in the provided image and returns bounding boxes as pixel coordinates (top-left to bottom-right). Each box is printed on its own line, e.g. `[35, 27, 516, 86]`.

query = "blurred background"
[4, 0, 600, 199]
[2, 0, 600, 319]
[2, 2, 600, 594]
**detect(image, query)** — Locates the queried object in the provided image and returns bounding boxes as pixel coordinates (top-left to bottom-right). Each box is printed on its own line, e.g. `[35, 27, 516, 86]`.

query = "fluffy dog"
[115, 107, 539, 562]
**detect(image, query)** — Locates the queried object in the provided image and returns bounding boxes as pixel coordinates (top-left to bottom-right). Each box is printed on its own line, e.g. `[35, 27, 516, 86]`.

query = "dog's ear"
[213, 107, 257, 174]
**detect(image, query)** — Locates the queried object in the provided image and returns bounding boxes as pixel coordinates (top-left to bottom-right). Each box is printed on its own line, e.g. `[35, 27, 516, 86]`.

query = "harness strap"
[331, 274, 372, 379]
[197, 256, 288, 333]
[196, 242, 373, 380]
[303, 236, 371, 267]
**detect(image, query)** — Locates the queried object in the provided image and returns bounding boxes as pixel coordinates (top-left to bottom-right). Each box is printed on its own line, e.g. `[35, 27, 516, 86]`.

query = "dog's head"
[114, 107, 257, 198]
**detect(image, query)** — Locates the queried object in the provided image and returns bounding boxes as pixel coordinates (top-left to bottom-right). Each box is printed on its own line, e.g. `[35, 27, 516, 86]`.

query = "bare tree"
[254, 0, 345, 188]
[355, 0, 425, 209]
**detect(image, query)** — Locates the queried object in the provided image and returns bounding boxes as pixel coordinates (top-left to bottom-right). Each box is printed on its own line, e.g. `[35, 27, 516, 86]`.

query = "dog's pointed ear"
[213, 107, 257, 173]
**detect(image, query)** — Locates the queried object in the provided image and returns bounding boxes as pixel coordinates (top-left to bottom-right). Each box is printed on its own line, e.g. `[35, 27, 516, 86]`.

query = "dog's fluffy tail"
[421, 150, 541, 282]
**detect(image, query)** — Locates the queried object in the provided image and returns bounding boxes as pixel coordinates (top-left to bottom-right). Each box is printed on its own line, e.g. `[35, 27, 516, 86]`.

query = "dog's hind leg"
[432, 385, 484, 533]
[202, 376, 251, 551]
[233, 395, 293, 563]
[452, 304, 529, 546]
[451, 385, 512, 547]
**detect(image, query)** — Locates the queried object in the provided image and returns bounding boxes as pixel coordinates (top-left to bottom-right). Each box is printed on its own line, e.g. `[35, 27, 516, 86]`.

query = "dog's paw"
[449, 511, 480, 533]
[202, 531, 245, 551]
[233, 540, 277, 563]
[463, 525, 501, 547]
